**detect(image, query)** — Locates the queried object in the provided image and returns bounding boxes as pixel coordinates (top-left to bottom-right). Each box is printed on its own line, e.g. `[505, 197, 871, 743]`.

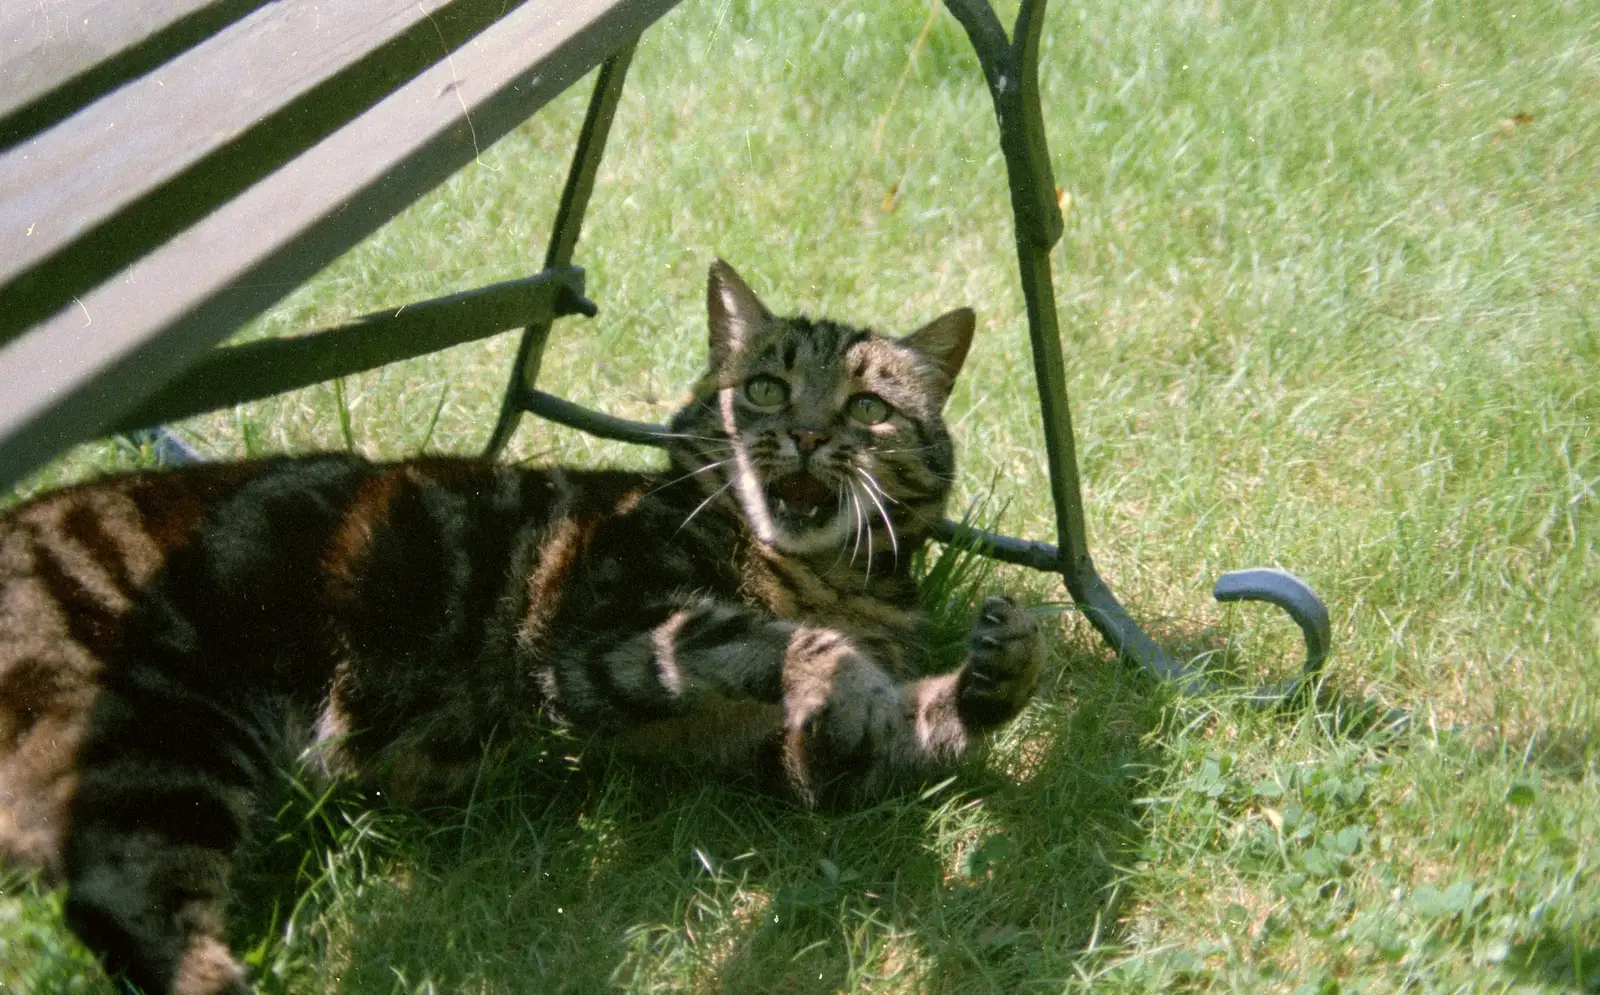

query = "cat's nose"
[791, 428, 829, 455]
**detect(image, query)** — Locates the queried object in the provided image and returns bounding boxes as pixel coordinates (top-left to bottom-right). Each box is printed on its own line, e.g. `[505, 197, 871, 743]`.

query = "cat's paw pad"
[960, 595, 1044, 726]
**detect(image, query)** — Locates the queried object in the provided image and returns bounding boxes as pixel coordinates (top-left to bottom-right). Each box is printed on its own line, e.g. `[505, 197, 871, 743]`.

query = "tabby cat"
[0, 261, 1043, 995]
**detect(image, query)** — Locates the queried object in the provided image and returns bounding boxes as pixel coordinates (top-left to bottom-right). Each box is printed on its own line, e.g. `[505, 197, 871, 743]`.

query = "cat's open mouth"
[766, 473, 838, 528]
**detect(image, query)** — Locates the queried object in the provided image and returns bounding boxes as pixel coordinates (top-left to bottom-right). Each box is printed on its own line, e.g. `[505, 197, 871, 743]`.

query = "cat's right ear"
[707, 260, 772, 369]
[900, 306, 976, 402]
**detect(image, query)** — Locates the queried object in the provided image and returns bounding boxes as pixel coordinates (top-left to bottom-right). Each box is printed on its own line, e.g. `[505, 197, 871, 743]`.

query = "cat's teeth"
[775, 497, 821, 520]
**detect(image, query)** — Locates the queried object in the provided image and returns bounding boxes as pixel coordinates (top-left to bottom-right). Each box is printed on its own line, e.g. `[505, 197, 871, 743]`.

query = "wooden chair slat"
[0, 0, 559, 344]
[0, 0, 268, 145]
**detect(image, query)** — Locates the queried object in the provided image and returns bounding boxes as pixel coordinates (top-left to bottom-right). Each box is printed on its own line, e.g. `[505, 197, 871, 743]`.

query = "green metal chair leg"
[485, 41, 639, 457]
[943, 0, 1331, 696]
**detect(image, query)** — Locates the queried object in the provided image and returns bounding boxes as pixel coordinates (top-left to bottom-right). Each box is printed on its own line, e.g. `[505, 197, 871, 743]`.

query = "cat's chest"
[738, 551, 922, 672]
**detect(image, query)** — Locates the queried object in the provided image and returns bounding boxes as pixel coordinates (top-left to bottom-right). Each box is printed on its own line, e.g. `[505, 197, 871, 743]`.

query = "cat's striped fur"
[0, 261, 1043, 994]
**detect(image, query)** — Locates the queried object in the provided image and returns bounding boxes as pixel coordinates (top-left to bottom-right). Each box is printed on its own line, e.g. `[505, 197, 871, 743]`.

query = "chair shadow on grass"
[228, 620, 1168, 994]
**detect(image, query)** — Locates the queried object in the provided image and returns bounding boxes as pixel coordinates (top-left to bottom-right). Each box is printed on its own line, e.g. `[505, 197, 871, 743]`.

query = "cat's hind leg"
[66, 827, 249, 995]
[63, 677, 264, 995]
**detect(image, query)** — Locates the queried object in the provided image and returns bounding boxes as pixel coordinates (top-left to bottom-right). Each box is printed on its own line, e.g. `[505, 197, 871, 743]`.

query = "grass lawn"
[4, 0, 1597, 991]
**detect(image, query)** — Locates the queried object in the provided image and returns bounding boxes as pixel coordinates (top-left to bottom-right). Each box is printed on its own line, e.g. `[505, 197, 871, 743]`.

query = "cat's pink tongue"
[770, 474, 831, 518]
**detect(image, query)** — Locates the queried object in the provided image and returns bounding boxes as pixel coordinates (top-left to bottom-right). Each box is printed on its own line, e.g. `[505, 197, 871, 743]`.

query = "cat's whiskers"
[674, 479, 735, 538]
[676, 440, 738, 462]
[845, 483, 867, 569]
[854, 467, 903, 507]
[861, 481, 876, 584]
[854, 469, 900, 566]
[647, 457, 736, 499]
[826, 486, 853, 572]
[869, 443, 944, 457]
[843, 479, 877, 583]
[656, 430, 737, 444]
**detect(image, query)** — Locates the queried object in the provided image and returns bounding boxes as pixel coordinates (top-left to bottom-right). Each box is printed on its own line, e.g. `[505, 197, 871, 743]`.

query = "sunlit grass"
[4, 0, 1597, 991]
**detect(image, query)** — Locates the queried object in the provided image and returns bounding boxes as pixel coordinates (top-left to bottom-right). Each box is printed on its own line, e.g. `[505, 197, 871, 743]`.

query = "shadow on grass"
[1145, 611, 1419, 749]
[38, 615, 1448, 993]
[1499, 930, 1600, 993]
[702, 649, 1166, 993]
[242, 630, 1166, 993]
[1492, 726, 1598, 784]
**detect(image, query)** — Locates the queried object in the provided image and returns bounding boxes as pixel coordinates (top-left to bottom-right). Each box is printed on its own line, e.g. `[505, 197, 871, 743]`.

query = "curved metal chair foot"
[1213, 567, 1331, 705]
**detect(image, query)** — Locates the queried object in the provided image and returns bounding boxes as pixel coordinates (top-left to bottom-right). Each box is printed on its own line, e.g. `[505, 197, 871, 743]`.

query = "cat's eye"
[743, 375, 790, 408]
[848, 393, 892, 425]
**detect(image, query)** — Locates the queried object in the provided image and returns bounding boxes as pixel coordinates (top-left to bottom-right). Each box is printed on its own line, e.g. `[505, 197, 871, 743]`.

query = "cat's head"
[667, 261, 974, 559]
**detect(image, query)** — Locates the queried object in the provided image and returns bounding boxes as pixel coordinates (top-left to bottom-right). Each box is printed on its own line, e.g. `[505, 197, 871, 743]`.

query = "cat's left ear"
[707, 260, 772, 369]
[900, 307, 976, 402]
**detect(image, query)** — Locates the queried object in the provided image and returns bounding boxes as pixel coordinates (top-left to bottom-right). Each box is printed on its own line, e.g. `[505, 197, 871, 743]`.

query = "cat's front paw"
[958, 595, 1044, 729]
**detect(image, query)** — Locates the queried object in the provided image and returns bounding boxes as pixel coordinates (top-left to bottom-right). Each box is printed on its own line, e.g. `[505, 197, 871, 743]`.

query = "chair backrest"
[0, 0, 680, 491]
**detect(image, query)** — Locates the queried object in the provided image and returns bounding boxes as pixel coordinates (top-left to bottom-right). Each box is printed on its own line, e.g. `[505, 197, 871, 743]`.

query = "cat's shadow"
[232, 630, 1166, 994]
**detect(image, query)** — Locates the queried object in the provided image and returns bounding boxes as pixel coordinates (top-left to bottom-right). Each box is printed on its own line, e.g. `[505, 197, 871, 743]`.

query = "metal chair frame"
[479, 1, 1331, 696]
